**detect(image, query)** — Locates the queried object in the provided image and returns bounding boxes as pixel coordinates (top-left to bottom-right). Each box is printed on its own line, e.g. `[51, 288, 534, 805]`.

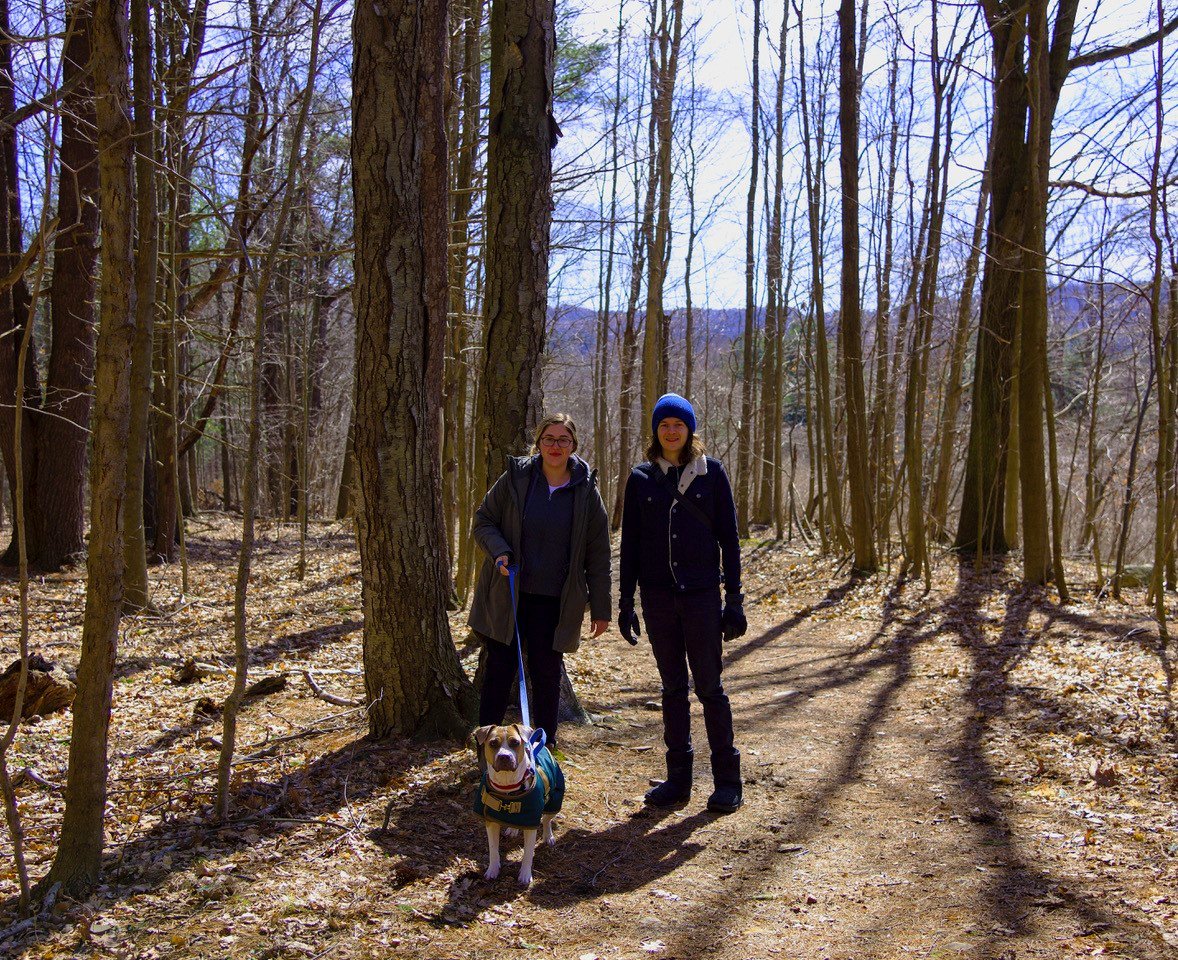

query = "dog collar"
[485, 769, 535, 797]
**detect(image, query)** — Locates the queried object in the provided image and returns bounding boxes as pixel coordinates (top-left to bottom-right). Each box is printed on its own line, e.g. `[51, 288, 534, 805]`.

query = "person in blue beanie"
[619, 393, 746, 813]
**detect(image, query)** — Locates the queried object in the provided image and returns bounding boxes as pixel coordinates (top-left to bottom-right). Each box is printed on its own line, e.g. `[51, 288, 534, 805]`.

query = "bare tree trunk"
[449, 0, 485, 601]
[47, 0, 137, 894]
[928, 161, 989, 540]
[736, 0, 761, 536]
[1079, 261, 1108, 554]
[34, 0, 100, 570]
[837, 0, 875, 572]
[955, 7, 1028, 556]
[1016, 0, 1051, 586]
[796, 4, 846, 551]
[122, 0, 158, 611]
[681, 27, 701, 401]
[867, 47, 899, 559]
[640, 0, 683, 430]
[353, 0, 476, 738]
[594, 0, 624, 498]
[478, 0, 559, 484]
[611, 95, 651, 530]
[1113, 361, 1152, 600]
[1147, 0, 1169, 632]
[756, 4, 789, 527]
[0, 190, 49, 919]
[219, 0, 322, 815]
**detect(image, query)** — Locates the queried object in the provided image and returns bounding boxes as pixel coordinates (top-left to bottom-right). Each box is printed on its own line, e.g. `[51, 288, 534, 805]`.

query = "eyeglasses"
[540, 436, 573, 449]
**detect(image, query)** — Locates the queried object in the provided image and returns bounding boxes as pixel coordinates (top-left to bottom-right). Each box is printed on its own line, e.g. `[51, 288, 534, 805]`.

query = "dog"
[472, 723, 564, 885]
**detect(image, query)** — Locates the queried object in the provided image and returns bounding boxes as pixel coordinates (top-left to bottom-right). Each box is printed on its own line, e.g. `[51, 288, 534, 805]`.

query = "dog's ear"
[471, 725, 495, 750]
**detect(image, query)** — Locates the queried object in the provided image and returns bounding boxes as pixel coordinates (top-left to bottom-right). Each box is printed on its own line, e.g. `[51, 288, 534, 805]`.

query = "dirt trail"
[2, 528, 1175, 960]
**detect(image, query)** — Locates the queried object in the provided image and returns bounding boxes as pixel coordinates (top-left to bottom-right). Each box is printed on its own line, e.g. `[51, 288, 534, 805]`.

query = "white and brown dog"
[472, 723, 565, 885]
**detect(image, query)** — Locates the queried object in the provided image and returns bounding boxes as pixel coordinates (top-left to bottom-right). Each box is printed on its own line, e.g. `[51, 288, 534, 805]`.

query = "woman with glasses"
[468, 413, 611, 748]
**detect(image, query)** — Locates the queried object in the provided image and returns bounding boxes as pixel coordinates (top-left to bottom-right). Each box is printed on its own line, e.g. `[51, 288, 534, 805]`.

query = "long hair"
[646, 432, 706, 466]
[531, 413, 579, 454]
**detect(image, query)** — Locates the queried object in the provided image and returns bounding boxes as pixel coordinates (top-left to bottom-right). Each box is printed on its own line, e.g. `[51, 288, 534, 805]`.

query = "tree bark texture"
[36, 0, 100, 569]
[47, 0, 137, 895]
[352, 0, 476, 739]
[928, 161, 989, 539]
[837, 0, 875, 572]
[123, 0, 157, 610]
[0, 1, 36, 562]
[478, 0, 558, 486]
[640, 0, 682, 432]
[736, 0, 760, 536]
[954, 6, 1028, 556]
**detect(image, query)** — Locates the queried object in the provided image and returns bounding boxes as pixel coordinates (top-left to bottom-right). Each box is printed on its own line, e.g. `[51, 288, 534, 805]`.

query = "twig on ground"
[11, 767, 61, 791]
[303, 670, 361, 707]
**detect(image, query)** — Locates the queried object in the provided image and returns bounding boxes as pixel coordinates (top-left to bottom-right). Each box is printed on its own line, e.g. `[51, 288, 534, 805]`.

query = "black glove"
[618, 600, 642, 646]
[720, 598, 746, 643]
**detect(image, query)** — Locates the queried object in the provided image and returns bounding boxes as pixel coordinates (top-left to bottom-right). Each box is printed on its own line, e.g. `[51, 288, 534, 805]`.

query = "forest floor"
[1, 517, 1177, 960]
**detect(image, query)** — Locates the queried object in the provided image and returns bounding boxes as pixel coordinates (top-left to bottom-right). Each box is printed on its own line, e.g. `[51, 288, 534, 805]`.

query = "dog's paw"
[517, 869, 533, 886]
[483, 865, 500, 881]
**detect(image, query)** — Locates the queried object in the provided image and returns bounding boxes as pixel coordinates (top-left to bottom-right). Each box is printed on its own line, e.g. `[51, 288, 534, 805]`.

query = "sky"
[549, 0, 1177, 311]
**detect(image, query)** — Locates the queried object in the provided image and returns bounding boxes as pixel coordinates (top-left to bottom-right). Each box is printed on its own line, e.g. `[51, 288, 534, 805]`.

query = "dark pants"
[479, 592, 564, 746]
[641, 584, 739, 787]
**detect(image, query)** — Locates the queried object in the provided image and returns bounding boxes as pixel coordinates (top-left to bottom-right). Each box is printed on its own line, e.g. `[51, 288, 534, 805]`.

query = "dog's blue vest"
[473, 745, 565, 829]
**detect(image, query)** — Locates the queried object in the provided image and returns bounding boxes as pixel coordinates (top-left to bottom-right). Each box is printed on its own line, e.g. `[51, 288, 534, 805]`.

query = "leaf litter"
[0, 522, 1174, 958]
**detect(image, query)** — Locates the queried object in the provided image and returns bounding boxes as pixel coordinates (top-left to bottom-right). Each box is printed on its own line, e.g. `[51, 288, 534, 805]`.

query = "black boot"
[707, 750, 742, 813]
[645, 750, 692, 807]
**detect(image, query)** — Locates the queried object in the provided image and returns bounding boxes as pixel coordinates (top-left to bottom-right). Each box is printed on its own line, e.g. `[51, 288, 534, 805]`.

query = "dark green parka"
[468, 455, 611, 653]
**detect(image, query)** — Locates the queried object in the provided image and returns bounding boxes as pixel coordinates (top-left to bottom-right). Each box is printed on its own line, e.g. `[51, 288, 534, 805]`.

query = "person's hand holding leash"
[495, 554, 512, 576]
[618, 599, 642, 645]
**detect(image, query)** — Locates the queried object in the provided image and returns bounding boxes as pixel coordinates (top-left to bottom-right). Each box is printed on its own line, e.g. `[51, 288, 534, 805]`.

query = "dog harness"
[474, 745, 565, 829]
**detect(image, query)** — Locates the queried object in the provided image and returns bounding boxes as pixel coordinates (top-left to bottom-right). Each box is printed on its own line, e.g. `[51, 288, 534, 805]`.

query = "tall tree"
[35, 0, 100, 569]
[837, 0, 875, 571]
[0, 1, 35, 564]
[123, 0, 158, 611]
[928, 162, 989, 540]
[754, 0, 789, 527]
[478, 0, 560, 484]
[796, 1, 847, 550]
[221, 0, 323, 812]
[639, 0, 683, 430]
[352, 0, 476, 738]
[736, 0, 761, 535]
[956, 0, 1178, 563]
[47, 0, 138, 894]
[0, 3, 99, 570]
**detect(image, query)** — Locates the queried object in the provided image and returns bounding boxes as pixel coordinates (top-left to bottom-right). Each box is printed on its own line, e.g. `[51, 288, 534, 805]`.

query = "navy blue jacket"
[619, 456, 741, 602]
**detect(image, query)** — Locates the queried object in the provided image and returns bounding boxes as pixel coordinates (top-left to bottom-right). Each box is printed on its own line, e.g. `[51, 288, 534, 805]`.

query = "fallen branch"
[11, 767, 62, 791]
[303, 670, 361, 707]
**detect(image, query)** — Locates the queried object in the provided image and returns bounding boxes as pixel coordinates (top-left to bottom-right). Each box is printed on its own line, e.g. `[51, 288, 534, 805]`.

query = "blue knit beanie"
[651, 393, 696, 435]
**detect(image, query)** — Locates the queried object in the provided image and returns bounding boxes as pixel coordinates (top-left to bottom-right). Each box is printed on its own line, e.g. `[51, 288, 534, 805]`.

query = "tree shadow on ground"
[110, 618, 362, 684]
[525, 807, 711, 902]
[0, 731, 445, 952]
[658, 561, 1173, 960]
[724, 575, 866, 668]
[943, 568, 1175, 959]
[1042, 603, 1176, 748]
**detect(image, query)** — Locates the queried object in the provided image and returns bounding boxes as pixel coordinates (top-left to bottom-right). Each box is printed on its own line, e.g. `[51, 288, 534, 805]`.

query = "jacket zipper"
[667, 466, 679, 588]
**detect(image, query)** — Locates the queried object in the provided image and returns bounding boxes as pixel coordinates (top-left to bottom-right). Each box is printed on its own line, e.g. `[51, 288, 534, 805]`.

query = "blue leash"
[503, 564, 534, 734]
